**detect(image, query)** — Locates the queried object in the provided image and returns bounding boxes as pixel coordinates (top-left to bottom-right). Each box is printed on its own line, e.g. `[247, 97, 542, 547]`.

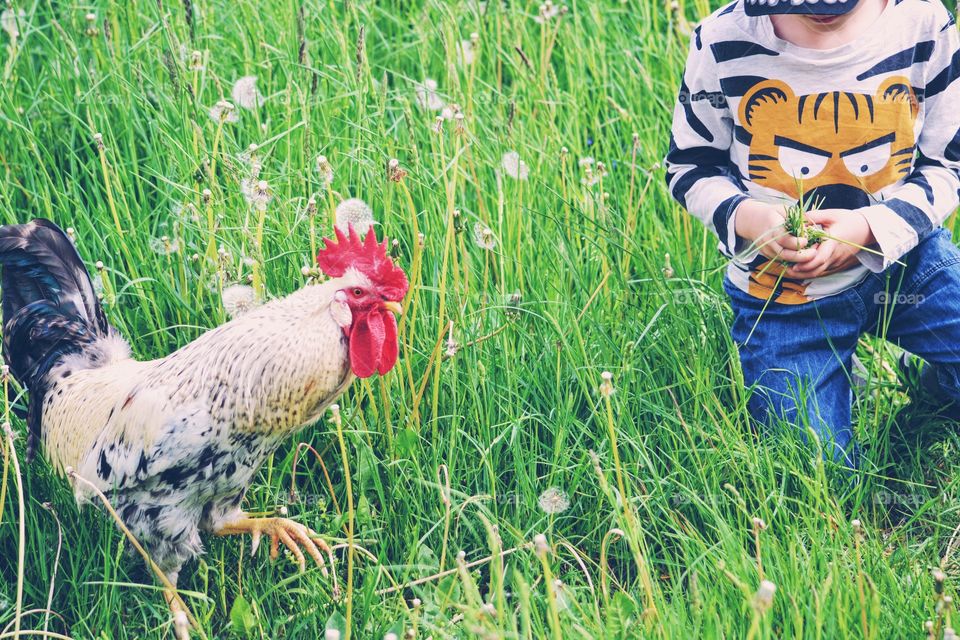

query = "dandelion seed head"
[241, 178, 273, 212]
[149, 235, 180, 256]
[2, 9, 25, 39]
[538, 487, 570, 514]
[414, 78, 445, 111]
[754, 580, 776, 610]
[457, 39, 476, 66]
[534, 1, 563, 23]
[501, 150, 529, 180]
[209, 100, 239, 123]
[533, 533, 550, 555]
[599, 371, 615, 397]
[473, 223, 497, 250]
[324, 630, 341, 640]
[231, 75, 263, 110]
[189, 50, 205, 71]
[335, 198, 376, 236]
[221, 284, 258, 318]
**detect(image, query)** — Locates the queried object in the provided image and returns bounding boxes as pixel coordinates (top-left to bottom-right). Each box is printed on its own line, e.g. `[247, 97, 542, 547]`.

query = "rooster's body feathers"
[0, 220, 376, 576]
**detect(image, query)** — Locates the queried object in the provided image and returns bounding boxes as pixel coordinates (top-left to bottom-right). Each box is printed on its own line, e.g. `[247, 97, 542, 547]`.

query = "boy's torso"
[692, 0, 949, 303]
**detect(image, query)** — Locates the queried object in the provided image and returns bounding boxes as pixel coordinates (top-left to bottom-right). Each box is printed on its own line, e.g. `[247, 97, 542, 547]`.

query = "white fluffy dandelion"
[501, 150, 529, 180]
[209, 100, 238, 123]
[538, 487, 570, 514]
[534, 1, 564, 23]
[473, 223, 497, 250]
[457, 39, 476, 66]
[231, 76, 263, 110]
[241, 179, 273, 212]
[335, 198, 376, 235]
[2, 9, 25, 39]
[414, 78, 445, 111]
[754, 580, 776, 611]
[221, 284, 258, 318]
[149, 236, 180, 256]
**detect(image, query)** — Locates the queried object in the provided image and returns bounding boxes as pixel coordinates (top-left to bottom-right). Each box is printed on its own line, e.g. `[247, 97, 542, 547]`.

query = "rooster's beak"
[381, 301, 403, 316]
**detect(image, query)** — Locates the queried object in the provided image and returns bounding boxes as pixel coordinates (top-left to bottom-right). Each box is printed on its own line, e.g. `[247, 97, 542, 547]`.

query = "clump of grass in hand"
[783, 199, 825, 247]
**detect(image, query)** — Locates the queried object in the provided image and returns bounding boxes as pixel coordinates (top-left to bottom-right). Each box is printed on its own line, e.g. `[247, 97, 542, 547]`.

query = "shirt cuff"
[855, 204, 921, 272]
[726, 197, 760, 265]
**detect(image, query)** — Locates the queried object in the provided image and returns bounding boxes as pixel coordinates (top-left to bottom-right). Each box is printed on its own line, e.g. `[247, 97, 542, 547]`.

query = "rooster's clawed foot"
[216, 516, 335, 577]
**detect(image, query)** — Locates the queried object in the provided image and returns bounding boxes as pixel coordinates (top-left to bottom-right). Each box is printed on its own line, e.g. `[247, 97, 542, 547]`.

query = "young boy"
[665, 0, 960, 466]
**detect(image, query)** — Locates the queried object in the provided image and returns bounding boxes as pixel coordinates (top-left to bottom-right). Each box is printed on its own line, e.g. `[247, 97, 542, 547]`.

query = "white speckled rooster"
[0, 219, 407, 637]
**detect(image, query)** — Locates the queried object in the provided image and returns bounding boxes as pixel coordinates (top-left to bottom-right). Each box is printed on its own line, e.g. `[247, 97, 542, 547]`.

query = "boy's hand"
[734, 200, 815, 264]
[785, 209, 875, 279]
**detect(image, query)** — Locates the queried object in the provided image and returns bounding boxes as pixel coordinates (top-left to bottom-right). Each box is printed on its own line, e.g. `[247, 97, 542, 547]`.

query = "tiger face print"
[739, 76, 918, 200]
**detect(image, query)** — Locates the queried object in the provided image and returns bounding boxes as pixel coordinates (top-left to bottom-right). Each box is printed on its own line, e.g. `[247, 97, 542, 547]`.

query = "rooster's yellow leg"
[164, 587, 191, 640]
[215, 516, 333, 576]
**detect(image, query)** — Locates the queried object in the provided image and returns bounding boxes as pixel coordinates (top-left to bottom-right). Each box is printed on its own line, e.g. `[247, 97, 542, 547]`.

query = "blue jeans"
[725, 228, 960, 467]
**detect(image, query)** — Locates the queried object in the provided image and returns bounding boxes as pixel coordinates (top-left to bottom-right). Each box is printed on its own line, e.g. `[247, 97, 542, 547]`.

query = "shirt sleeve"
[663, 31, 750, 260]
[857, 13, 960, 272]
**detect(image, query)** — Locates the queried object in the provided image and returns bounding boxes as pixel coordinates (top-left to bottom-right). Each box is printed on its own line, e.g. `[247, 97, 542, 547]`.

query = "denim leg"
[724, 277, 864, 465]
[863, 228, 960, 402]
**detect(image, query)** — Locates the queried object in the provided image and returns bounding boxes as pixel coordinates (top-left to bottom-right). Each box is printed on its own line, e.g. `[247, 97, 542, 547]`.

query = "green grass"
[1, 0, 960, 638]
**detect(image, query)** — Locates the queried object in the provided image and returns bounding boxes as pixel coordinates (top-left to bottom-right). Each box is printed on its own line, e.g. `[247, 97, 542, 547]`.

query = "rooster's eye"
[352, 288, 363, 297]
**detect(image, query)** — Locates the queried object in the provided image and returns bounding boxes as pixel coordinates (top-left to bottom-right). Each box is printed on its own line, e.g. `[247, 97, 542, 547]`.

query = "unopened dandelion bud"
[560, 146, 568, 155]
[481, 602, 496, 617]
[316, 154, 334, 187]
[85, 12, 98, 36]
[191, 253, 200, 262]
[387, 158, 407, 182]
[1, 365, 8, 381]
[95, 260, 104, 271]
[632, 132, 640, 147]
[66, 227, 76, 240]
[599, 371, 615, 397]
[404, 630, 415, 640]
[433, 115, 444, 134]
[470, 31, 479, 44]
[934, 568, 946, 594]
[752, 517, 766, 531]
[189, 50, 204, 71]
[301, 266, 312, 277]
[662, 253, 674, 279]
[93, 132, 104, 150]
[390, 239, 400, 259]
[411, 597, 422, 609]
[454, 112, 466, 135]
[417, 232, 425, 248]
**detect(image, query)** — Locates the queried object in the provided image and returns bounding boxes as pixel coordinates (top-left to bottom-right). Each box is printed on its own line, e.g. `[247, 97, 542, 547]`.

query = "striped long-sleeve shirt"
[664, 0, 960, 303]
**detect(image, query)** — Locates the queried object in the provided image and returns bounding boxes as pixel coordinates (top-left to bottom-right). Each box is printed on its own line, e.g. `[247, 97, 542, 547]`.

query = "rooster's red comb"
[317, 226, 409, 300]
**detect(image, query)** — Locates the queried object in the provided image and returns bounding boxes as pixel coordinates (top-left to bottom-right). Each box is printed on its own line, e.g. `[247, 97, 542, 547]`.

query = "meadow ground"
[1, 0, 960, 638]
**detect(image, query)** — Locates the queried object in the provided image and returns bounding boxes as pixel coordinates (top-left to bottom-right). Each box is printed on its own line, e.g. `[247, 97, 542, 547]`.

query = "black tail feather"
[0, 219, 113, 458]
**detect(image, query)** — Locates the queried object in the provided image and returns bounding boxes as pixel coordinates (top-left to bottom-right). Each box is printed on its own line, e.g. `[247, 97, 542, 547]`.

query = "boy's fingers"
[804, 210, 837, 225]
[778, 246, 817, 264]
[787, 241, 835, 276]
[777, 234, 810, 252]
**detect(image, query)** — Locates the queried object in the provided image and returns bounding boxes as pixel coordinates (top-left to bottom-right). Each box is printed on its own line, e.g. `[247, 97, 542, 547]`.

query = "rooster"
[0, 219, 407, 638]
